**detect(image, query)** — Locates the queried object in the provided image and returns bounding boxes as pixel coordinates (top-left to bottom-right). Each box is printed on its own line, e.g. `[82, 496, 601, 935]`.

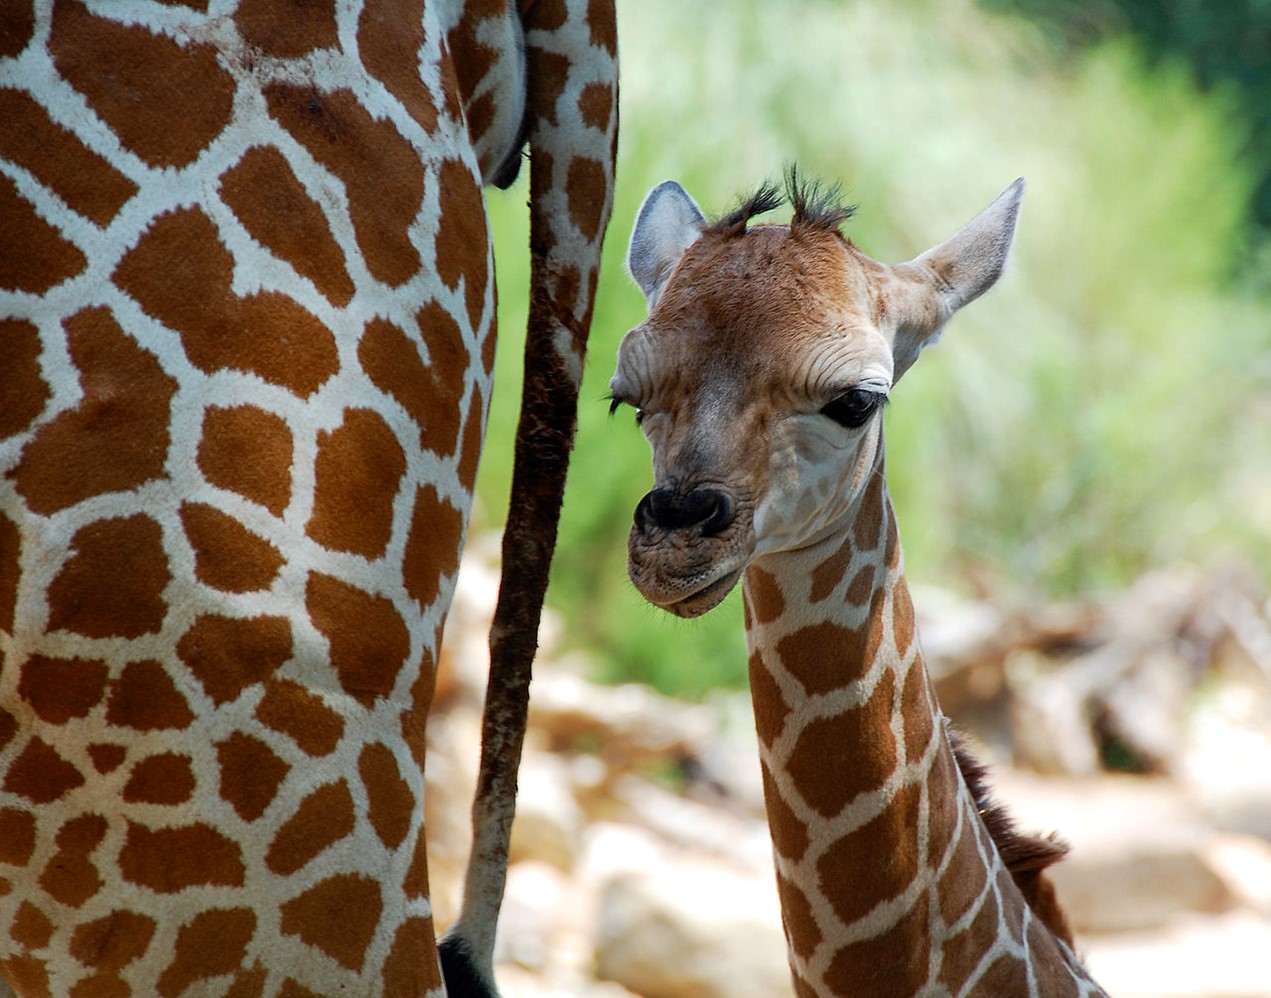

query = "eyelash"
[606, 394, 645, 425]
[820, 388, 888, 429]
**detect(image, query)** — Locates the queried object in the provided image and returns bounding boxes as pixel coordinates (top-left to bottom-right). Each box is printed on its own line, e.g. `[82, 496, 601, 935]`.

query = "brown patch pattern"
[237, 0, 337, 58]
[776, 620, 859, 696]
[280, 874, 383, 971]
[219, 146, 354, 307]
[745, 566, 784, 624]
[456, 384, 487, 490]
[566, 157, 608, 243]
[852, 471, 886, 551]
[39, 815, 106, 908]
[19, 655, 109, 724]
[0, 809, 37, 865]
[578, 81, 613, 131]
[0, 2, 35, 58]
[156, 908, 257, 998]
[181, 503, 284, 592]
[360, 306, 471, 458]
[306, 408, 406, 557]
[14, 308, 176, 515]
[402, 484, 464, 611]
[179, 613, 293, 705]
[0, 88, 138, 226]
[938, 810, 990, 928]
[937, 890, 1000, 994]
[216, 732, 291, 822]
[776, 873, 821, 960]
[265, 780, 355, 876]
[434, 157, 489, 331]
[760, 762, 809, 862]
[822, 894, 931, 996]
[0, 319, 50, 439]
[382, 915, 442, 993]
[844, 564, 875, 607]
[69, 911, 156, 974]
[105, 660, 194, 731]
[808, 536, 853, 603]
[255, 678, 344, 757]
[356, 0, 438, 134]
[901, 662, 935, 763]
[264, 84, 425, 287]
[359, 742, 414, 850]
[122, 753, 195, 805]
[11, 901, 53, 949]
[893, 581, 916, 659]
[114, 208, 338, 398]
[0, 513, 19, 633]
[0, 172, 86, 293]
[306, 573, 410, 706]
[747, 647, 790, 748]
[816, 781, 921, 927]
[49, 3, 233, 168]
[86, 745, 127, 775]
[198, 405, 293, 516]
[4, 737, 85, 804]
[119, 822, 245, 893]
[784, 671, 896, 818]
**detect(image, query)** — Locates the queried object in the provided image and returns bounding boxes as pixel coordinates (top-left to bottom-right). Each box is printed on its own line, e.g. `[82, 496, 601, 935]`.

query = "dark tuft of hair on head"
[785, 164, 856, 233]
[710, 179, 786, 236]
[706, 166, 856, 238]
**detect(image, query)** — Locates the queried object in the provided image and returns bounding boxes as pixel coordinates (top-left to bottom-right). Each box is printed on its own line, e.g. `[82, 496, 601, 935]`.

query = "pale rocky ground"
[428, 537, 1271, 998]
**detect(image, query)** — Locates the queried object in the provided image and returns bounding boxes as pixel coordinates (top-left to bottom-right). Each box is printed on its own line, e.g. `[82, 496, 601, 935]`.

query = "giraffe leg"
[439, 0, 617, 993]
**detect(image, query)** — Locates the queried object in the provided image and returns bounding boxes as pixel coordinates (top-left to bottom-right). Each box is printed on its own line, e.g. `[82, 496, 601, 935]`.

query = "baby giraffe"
[609, 173, 1108, 997]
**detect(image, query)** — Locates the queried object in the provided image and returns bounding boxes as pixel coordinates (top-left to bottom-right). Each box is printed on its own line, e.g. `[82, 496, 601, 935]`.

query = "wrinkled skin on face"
[612, 178, 1022, 617]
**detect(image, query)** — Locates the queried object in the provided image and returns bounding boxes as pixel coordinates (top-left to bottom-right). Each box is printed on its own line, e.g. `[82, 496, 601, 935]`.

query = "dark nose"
[634, 487, 734, 536]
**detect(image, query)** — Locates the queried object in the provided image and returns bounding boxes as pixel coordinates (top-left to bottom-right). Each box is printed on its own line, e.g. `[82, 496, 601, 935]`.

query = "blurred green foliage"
[473, 0, 1271, 697]
[982, 0, 1271, 234]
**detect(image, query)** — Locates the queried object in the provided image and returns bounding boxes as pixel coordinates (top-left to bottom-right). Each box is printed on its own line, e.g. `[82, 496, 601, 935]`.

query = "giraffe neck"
[741, 466, 1103, 997]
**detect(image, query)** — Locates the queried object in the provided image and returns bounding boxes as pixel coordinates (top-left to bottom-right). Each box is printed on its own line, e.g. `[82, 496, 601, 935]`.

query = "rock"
[496, 861, 572, 971]
[989, 770, 1242, 933]
[509, 754, 585, 872]
[594, 862, 790, 998]
[1082, 911, 1271, 998]
[1047, 847, 1237, 934]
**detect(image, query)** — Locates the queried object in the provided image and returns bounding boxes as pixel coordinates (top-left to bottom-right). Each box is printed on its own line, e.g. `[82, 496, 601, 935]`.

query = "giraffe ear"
[887, 178, 1025, 378]
[628, 180, 707, 309]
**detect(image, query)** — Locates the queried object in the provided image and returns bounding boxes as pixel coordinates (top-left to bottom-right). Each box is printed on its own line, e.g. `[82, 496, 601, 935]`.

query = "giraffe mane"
[946, 723, 1077, 948]
[707, 165, 857, 237]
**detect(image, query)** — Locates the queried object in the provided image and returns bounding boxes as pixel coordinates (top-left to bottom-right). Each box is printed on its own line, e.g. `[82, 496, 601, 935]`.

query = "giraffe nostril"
[635, 487, 735, 536]
[700, 492, 734, 537]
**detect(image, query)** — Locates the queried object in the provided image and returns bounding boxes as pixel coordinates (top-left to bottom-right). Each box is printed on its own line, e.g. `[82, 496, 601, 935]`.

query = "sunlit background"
[439, 0, 1271, 993]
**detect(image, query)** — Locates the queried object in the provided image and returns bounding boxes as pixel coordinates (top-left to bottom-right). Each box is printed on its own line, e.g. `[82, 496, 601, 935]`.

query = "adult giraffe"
[0, 1, 616, 995]
[609, 173, 1108, 996]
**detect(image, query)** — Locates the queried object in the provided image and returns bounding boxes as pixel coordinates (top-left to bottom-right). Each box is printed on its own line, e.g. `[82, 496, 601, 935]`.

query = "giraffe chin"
[637, 567, 743, 619]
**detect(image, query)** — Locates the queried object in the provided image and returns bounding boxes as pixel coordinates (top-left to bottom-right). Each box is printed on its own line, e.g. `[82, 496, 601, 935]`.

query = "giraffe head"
[611, 173, 1023, 617]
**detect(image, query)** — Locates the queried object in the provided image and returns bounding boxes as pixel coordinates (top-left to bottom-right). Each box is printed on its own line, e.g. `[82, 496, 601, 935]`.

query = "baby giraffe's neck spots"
[742, 485, 1092, 996]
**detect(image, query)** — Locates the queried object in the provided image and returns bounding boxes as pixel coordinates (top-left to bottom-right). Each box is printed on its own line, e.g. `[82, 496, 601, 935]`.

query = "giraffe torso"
[0, 1, 615, 994]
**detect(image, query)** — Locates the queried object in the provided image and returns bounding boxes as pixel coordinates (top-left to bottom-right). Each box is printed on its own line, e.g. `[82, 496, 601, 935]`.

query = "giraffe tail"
[438, 241, 587, 998]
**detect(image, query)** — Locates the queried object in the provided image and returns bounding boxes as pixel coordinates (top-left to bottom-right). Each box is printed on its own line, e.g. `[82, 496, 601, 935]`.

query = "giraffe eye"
[820, 389, 887, 429]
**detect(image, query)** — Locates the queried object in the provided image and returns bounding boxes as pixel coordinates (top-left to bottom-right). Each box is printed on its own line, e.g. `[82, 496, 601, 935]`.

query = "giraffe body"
[610, 175, 1108, 996]
[0, 1, 616, 995]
